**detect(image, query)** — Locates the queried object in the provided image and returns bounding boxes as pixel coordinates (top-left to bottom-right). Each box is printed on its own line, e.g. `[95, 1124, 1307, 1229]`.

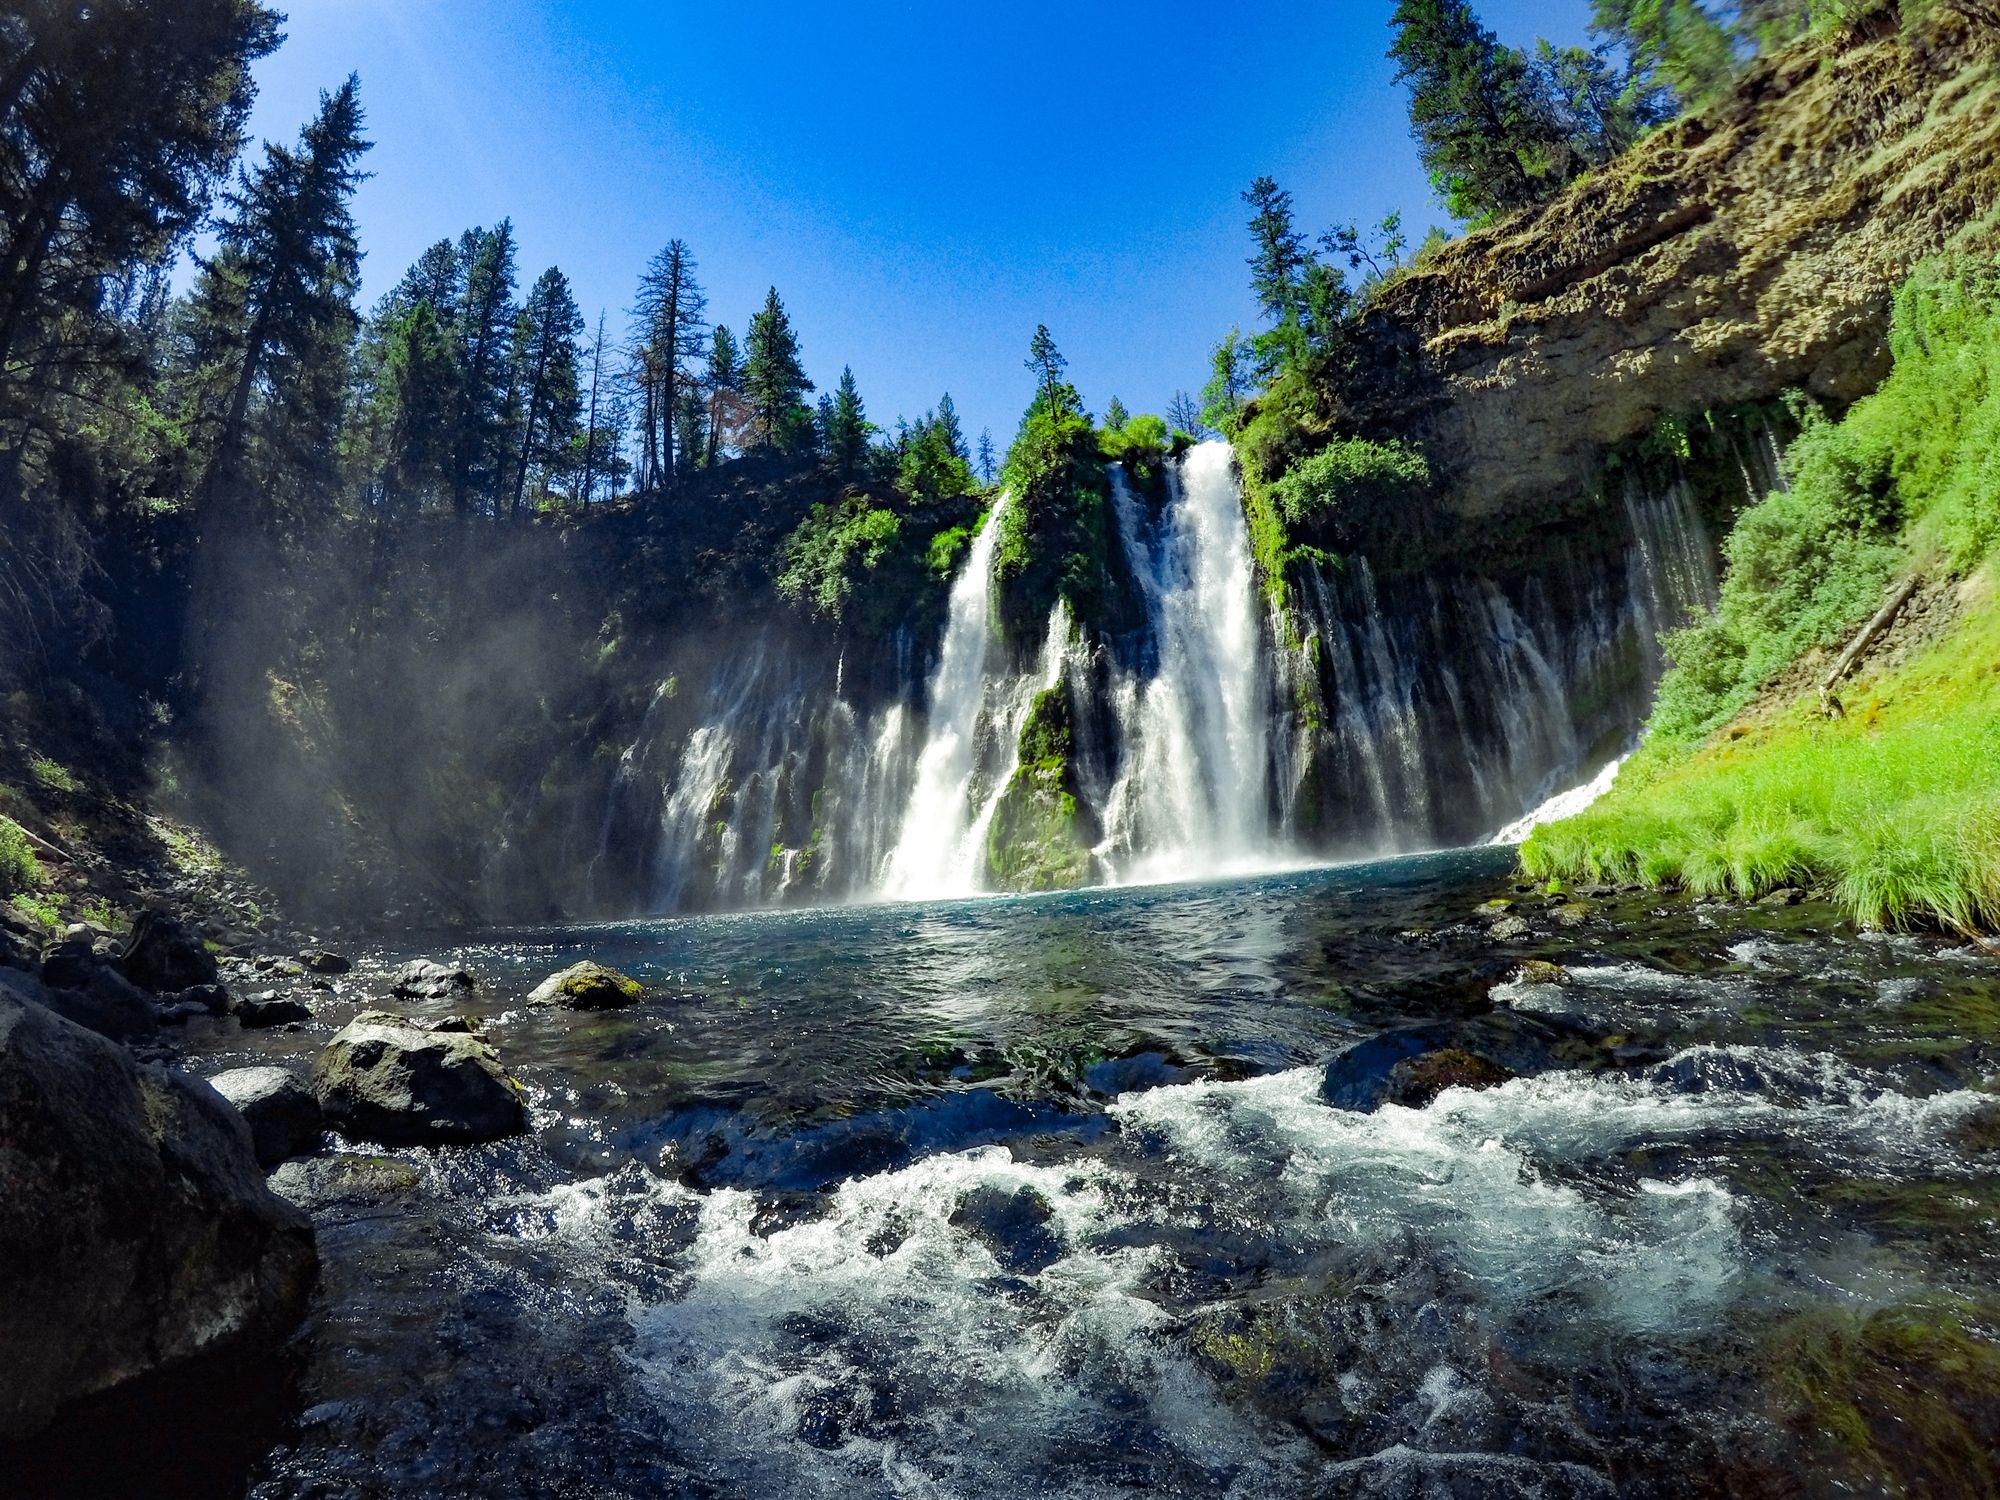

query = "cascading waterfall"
[530, 437, 1729, 917]
[1095, 443, 1279, 884]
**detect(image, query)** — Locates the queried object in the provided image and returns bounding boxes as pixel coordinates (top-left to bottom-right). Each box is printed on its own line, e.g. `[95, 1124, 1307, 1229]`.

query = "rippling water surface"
[103, 851, 2000, 1497]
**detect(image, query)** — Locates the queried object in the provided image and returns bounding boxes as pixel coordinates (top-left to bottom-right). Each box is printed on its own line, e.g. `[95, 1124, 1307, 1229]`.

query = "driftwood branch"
[1820, 573, 1922, 716]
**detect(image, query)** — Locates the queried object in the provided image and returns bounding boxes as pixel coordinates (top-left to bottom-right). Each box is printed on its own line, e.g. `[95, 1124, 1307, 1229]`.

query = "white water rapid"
[1095, 442, 1279, 885]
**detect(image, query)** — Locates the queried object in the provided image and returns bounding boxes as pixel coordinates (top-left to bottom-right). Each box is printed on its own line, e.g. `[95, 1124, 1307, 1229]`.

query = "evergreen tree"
[184, 75, 371, 515]
[446, 220, 519, 514]
[1590, 0, 1738, 108]
[0, 0, 281, 379]
[823, 365, 869, 475]
[673, 383, 706, 475]
[743, 286, 813, 451]
[1533, 39, 1675, 167]
[704, 322, 743, 462]
[898, 408, 973, 502]
[1242, 176, 1311, 326]
[934, 390, 968, 460]
[507, 266, 584, 517]
[631, 239, 706, 486]
[1025, 324, 1068, 415]
[1199, 329, 1250, 435]
[372, 300, 455, 512]
[1104, 395, 1130, 432]
[1388, 0, 1570, 223]
[976, 428, 998, 485]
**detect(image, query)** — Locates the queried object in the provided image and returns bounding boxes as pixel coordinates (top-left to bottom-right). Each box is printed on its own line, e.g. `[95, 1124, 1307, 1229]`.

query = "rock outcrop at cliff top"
[0, 992, 318, 1440]
[1368, 7, 2000, 518]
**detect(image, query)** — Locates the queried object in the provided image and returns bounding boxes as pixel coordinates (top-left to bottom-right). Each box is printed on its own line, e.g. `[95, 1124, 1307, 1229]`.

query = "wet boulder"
[0, 990, 317, 1441]
[119, 909, 219, 993]
[949, 1184, 1065, 1274]
[234, 991, 314, 1029]
[311, 1011, 526, 1147]
[167, 982, 233, 1016]
[298, 949, 352, 975]
[1321, 1011, 1609, 1113]
[526, 960, 644, 1011]
[390, 959, 476, 1001]
[209, 1066, 324, 1167]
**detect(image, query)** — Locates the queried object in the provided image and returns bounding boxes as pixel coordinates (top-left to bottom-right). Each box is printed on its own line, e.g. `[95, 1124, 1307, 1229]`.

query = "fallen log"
[1820, 572, 1922, 716]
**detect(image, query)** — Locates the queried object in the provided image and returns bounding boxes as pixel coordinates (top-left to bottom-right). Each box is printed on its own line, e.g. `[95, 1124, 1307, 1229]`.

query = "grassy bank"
[1522, 257, 2000, 935]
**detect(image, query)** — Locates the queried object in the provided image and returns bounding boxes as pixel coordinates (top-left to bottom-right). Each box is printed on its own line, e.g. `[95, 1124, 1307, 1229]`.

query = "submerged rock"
[0, 991, 317, 1441]
[1321, 1011, 1608, 1113]
[527, 960, 644, 1011]
[311, 1011, 525, 1147]
[119, 909, 219, 993]
[391, 959, 476, 1001]
[949, 1184, 1065, 1274]
[209, 1066, 324, 1166]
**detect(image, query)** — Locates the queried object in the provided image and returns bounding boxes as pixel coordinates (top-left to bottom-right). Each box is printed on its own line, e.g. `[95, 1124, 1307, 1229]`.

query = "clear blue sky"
[243, 0, 1594, 445]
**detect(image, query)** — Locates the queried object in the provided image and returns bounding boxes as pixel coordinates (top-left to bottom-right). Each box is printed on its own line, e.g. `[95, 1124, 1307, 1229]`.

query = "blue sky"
[244, 0, 1594, 445]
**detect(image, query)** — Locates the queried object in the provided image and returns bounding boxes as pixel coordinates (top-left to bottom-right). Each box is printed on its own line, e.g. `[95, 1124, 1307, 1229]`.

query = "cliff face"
[1370, 7, 2000, 519]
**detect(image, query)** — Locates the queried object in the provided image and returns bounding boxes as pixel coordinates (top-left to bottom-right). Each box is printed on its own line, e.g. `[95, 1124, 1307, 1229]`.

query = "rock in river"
[0, 989, 317, 1441]
[311, 1011, 525, 1147]
[390, 959, 476, 1001]
[119, 909, 219, 993]
[209, 1066, 325, 1166]
[526, 960, 644, 1011]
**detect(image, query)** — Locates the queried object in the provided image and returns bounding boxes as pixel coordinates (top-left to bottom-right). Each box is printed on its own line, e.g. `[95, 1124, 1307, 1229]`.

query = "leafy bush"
[777, 490, 978, 637]
[997, 395, 1126, 641]
[1269, 436, 1431, 540]
[0, 817, 41, 898]
[1100, 412, 1173, 496]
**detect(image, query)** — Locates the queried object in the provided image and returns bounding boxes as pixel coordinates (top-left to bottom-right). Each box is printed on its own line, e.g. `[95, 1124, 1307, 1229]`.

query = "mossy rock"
[526, 960, 645, 1011]
[985, 686, 1099, 893]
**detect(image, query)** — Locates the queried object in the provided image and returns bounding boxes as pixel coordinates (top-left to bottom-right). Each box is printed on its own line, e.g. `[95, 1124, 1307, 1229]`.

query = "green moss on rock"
[985, 685, 1099, 893]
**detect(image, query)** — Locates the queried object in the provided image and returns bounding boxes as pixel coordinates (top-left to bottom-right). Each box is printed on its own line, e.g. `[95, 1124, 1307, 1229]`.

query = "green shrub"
[776, 490, 977, 637]
[0, 817, 38, 898]
[997, 396, 1128, 641]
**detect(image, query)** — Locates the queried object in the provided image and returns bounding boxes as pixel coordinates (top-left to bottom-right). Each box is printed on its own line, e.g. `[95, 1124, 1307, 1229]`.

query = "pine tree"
[1242, 176, 1311, 326]
[1590, 0, 1739, 108]
[1388, 0, 1570, 223]
[631, 239, 707, 486]
[0, 0, 281, 376]
[446, 220, 519, 514]
[976, 428, 998, 485]
[1025, 325, 1067, 415]
[743, 286, 813, 451]
[185, 75, 371, 515]
[935, 391, 968, 460]
[1199, 329, 1250, 435]
[704, 322, 743, 462]
[1532, 39, 1675, 168]
[372, 300, 455, 512]
[1104, 395, 1130, 432]
[507, 266, 584, 517]
[823, 365, 869, 474]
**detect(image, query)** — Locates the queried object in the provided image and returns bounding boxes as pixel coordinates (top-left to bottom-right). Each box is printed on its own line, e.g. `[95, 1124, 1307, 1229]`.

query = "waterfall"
[1094, 443, 1277, 884]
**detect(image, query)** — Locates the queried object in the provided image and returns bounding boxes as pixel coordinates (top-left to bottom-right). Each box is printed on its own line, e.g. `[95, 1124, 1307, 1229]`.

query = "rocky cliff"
[1369, 5, 2000, 519]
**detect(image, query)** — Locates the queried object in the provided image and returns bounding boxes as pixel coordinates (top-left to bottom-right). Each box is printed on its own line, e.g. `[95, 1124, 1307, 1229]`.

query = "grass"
[0, 815, 40, 898]
[1525, 256, 2000, 936]
[1523, 573, 2000, 932]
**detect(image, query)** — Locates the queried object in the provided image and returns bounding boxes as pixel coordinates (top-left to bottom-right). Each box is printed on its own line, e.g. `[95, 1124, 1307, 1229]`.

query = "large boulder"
[311, 1012, 525, 1147]
[390, 959, 476, 1001]
[29, 943, 158, 1045]
[0, 991, 318, 1441]
[526, 961, 644, 1011]
[119, 909, 219, 993]
[1320, 1011, 1611, 1113]
[209, 1066, 324, 1167]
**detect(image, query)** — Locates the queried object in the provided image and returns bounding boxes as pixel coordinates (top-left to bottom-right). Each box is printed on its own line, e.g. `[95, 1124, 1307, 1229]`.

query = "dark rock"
[29, 945, 158, 1045]
[526, 960, 643, 1011]
[1321, 1011, 1609, 1114]
[298, 949, 352, 975]
[167, 983, 232, 1016]
[311, 1012, 525, 1147]
[1757, 886, 1806, 908]
[390, 959, 476, 1001]
[0, 990, 317, 1441]
[1489, 916, 1532, 941]
[209, 1066, 324, 1167]
[234, 993, 313, 1029]
[1385, 1048, 1516, 1109]
[119, 910, 219, 994]
[949, 1185, 1065, 1274]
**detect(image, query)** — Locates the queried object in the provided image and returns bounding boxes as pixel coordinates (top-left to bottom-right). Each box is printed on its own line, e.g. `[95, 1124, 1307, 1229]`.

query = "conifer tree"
[185, 75, 371, 515]
[0, 0, 281, 377]
[823, 365, 869, 475]
[935, 391, 968, 460]
[372, 300, 455, 512]
[1242, 177, 1311, 326]
[976, 429, 998, 485]
[446, 220, 519, 514]
[1388, 0, 1569, 223]
[631, 239, 706, 485]
[1104, 395, 1130, 432]
[1199, 329, 1250, 435]
[743, 286, 813, 450]
[507, 266, 584, 517]
[1025, 325, 1067, 415]
[704, 322, 743, 462]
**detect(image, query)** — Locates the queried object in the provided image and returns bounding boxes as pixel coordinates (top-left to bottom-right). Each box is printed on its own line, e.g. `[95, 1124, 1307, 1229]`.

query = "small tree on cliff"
[1025, 324, 1069, 416]
[743, 286, 814, 451]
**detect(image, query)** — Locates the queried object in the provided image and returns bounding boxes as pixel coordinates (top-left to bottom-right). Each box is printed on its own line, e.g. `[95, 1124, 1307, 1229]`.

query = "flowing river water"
[38, 850, 2000, 1499]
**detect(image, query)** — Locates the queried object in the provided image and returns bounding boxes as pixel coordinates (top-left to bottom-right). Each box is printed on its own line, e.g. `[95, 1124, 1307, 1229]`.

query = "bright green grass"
[1523, 580, 2000, 933]
[0, 815, 41, 898]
